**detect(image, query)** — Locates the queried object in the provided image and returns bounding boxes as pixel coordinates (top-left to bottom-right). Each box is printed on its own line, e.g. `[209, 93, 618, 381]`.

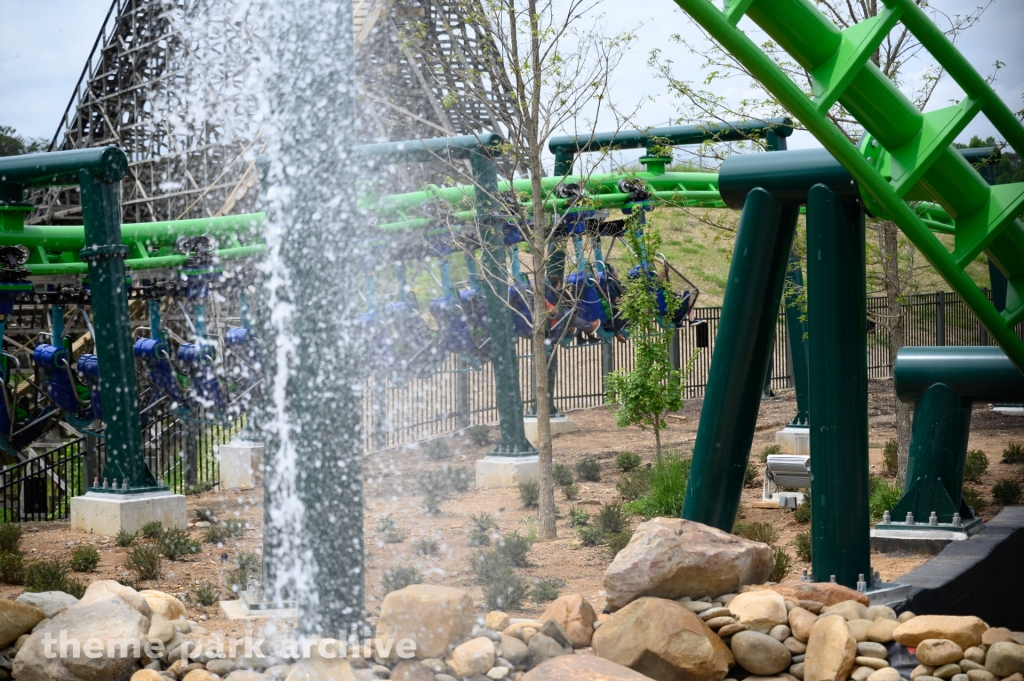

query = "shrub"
[531, 579, 561, 602]
[194, 508, 216, 523]
[384, 529, 406, 544]
[759, 443, 782, 464]
[423, 439, 450, 461]
[468, 530, 490, 547]
[419, 466, 473, 500]
[24, 559, 71, 593]
[562, 483, 579, 501]
[568, 506, 590, 528]
[518, 481, 539, 508]
[423, 494, 441, 515]
[414, 538, 439, 556]
[62, 578, 86, 599]
[482, 568, 528, 611]
[0, 552, 23, 584]
[465, 425, 490, 446]
[141, 521, 163, 540]
[794, 530, 812, 562]
[0, 524, 22, 554]
[576, 525, 603, 546]
[744, 463, 759, 488]
[1002, 442, 1024, 464]
[964, 449, 990, 483]
[616, 452, 642, 472]
[472, 512, 498, 532]
[992, 478, 1023, 506]
[70, 545, 100, 573]
[606, 530, 633, 559]
[204, 526, 228, 544]
[382, 565, 422, 594]
[596, 504, 628, 535]
[769, 547, 792, 582]
[495, 531, 532, 567]
[882, 438, 898, 477]
[223, 519, 247, 537]
[616, 468, 650, 501]
[225, 552, 261, 594]
[553, 463, 574, 487]
[624, 454, 691, 518]
[159, 529, 202, 561]
[184, 480, 216, 496]
[869, 478, 902, 521]
[375, 515, 397, 533]
[793, 497, 811, 523]
[125, 544, 162, 581]
[470, 549, 512, 584]
[115, 530, 137, 548]
[740, 522, 778, 546]
[962, 485, 987, 513]
[575, 458, 601, 483]
[190, 580, 221, 607]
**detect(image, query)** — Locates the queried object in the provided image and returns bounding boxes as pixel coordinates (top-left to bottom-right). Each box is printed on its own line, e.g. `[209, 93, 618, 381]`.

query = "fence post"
[601, 342, 614, 399]
[372, 376, 389, 449]
[669, 327, 681, 372]
[936, 291, 946, 346]
[455, 358, 470, 429]
[184, 420, 199, 489]
[980, 288, 990, 346]
[83, 435, 99, 492]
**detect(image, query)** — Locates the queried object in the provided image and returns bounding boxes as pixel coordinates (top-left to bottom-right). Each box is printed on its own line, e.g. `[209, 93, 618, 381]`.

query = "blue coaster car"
[134, 338, 187, 404]
[177, 343, 227, 409]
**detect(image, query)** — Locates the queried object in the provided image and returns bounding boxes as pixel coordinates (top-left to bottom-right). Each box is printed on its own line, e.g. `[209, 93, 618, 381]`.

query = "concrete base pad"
[476, 455, 539, 488]
[71, 491, 187, 536]
[219, 598, 296, 621]
[775, 426, 810, 455]
[993, 405, 1023, 415]
[523, 416, 576, 445]
[219, 439, 264, 489]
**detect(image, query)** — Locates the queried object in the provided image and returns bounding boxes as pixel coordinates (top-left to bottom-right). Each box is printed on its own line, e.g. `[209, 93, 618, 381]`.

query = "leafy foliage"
[414, 538, 439, 555]
[793, 497, 811, 523]
[574, 458, 601, 483]
[115, 530, 137, 548]
[141, 521, 163, 540]
[224, 552, 261, 594]
[575, 525, 603, 546]
[744, 463, 759, 488]
[562, 483, 579, 501]
[0, 552, 23, 584]
[423, 439, 450, 461]
[190, 580, 221, 607]
[794, 530, 812, 562]
[0, 524, 22, 554]
[553, 463, 574, 486]
[961, 485, 987, 513]
[624, 454, 691, 518]
[739, 521, 778, 546]
[465, 425, 490, 446]
[495, 531, 532, 567]
[472, 513, 498, 532]
[125, 545, 162, 581]
[531, 579, 561, 602]
[606, 530, 633, 559]
[964, 449, 989, 483]
[470, 549, 512, 585]
[869, 478, 903, 520]
[759, 444, 781, 464]
[70, 546, 100, 573]
[1002, 442, 1024, 464]
[616, 468, 650, 501]
[518, 481, 539, 508]
[223, 519, 247, 537]
[482, 569, 528, 611]
[992, 478, 1022, 506]
[596, 503, 629, 535]
[568, 506, 590, 528]
[382, 565, 422, 595]
[204, 526, 229, 544]
[882, 439, 899, 477]
[616, 452, 642, 472]
[769, 547, 792, 582]
[159, 529, 202, 560]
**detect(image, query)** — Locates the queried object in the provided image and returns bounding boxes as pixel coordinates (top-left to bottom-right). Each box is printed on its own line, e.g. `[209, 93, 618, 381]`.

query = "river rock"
[486, 612, 510, 632]
[912, 666, 936, 679]
[182, 671, 218, 681]
[982, 629, 1013, 646]
[719, 623, 748, 637]
[824, 602, 869, 622]
[501, 634, 528, 668]
[376, 585, 475, 661]
[789, 608, 819, 643]
[966, 671, 996, 681]
[985, 643, 1024, 677]
[140, 590, 187, 621]
[227, 673, 270, 681]
[848, 621, 872, 643]
[389, 660, 434, 681]
[503, 621, 545, 641]
[753, 583, 868, 608]
[917, 640, 964, 666]
[866, 607, 897, 622]
[852, 667, 874, 681]
[14, 581, 151, 681]
[0, 599, 45, 648]
[866, 669, 902, 681]
[731, 631, 793, 676]
[894, 617, 987, 650]
[868, 619, 899, 644]
[207, 659, 238, 675]
[526, 633, 566, 669]
[523, 655, 657, 680]
[284, 655, 355, 681]
[855, 657, 889, 670]
[729, 591, 788, 635]
[131, 671, 165, 681]
[771, 626, 793, 642]
[540, 619, 573, 648]
[804, 615, 856, 681]
[934, 664, 962, 679]
[963, 648, 986, 665]
[449, 638, 496, 678]
[856, 643, 887, 659]
[785, 638, 808, 655]
[15, 592, 79, 619]
[603, 518, 773, 608]
[592, 597, 732, 681]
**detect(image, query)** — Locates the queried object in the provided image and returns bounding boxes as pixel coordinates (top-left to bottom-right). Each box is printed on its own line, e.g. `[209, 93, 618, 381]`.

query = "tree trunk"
[879, 221, 911, 485]
[654, 425, 662, 464]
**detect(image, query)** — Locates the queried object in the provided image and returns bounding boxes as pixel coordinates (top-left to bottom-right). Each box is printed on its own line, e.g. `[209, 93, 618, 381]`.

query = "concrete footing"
[70, 491, 187, 536]
[475, 455, 539, 488]
[775, 425, 810, 455]
[218, 439, 264, 489]
[523, 416, 576, 445]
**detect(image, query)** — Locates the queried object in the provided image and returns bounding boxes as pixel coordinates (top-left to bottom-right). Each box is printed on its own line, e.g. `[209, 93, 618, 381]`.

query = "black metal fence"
[362, 289, 1022, 451]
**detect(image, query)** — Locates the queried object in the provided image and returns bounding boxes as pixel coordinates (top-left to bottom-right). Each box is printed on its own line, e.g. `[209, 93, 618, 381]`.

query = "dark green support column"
[79, 171, 156, 489]
[805, 184, 870, 587]
[681, 189, 799, 530]
[784, 257, 810, 425]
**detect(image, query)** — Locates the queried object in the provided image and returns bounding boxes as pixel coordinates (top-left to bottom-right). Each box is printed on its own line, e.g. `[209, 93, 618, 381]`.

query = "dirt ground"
[4, 378, 1023, 640]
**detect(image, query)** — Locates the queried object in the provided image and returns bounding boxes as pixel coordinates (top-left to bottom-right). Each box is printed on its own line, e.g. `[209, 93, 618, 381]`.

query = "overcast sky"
[1, 0, 1021, 155]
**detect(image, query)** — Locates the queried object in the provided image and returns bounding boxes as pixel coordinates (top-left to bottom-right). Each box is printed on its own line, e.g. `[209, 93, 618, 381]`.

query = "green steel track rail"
[671, 0, 1024, 374]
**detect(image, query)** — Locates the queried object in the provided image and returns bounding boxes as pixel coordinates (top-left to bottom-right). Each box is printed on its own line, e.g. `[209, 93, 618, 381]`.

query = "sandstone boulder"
[527, 633, 566, 668]
[523, 655, 658, 680]
[486, 612, 511, 632]
[375, 585, 475, 660]
[916, 640, 964, 667]
[603, 518, 773, 609]
[140, 590, 187, 621]
[284, 655, 355, 681]
[893, 617, 987, 650]
[449, 637, 495, 678]
[79, 579, 153, 617]
[541, 595, 597, 648]
[752, 583, 868, 608]
[131, 671, 165, 681]
[730, 591, 789, 635]
[0, 599, 44, 647]
[985, 643, 1024, 677]
[790, 608, 819, 643]
[982, 629, 1013, 646]
[867, 619, 899, 644]
[592, 597, 732, 681]
[16, 591, 79, 619]
[824, 602, 869, 622]
[804, 615, 856, 681]
[501, 634, 528, 668]
[731, 631, 793, 675]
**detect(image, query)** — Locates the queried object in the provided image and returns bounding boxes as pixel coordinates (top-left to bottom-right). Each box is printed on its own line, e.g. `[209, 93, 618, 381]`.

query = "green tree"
[605, 207, 688, 462]
[0, 126, 45, 157]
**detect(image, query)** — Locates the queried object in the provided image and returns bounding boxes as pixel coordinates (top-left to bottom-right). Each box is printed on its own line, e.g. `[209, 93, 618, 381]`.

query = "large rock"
[527, 633, 566, 668]
[0, 599, 45, 647]
[804, 615, 857, 681]
[16, 591, 79, 619]
[729, 591, 789, 635]
[139, 590, 187, 621]
[753, 583, 869, 608]
[790, 608, 819, 643]
[731, 631, 792, 675]
[524, 655, 658, 680]
[449, 637, 495, 678]
[541, 595, 597, 648]
[985, 643, 1024, 677]
[13, 581, 151, 681]
[501, 634, 528, 668]
[916, 640, 964, 667]
[391, 660, 435, 681]
[375, 585, 475, 661]
[284, 654, 355, 681]
[603, 518, 773, 609]
[592, 597, 732, 681]
[893, 617, 988, 650]
[867, 619, 899, 644]
[824, 602, 869, 622]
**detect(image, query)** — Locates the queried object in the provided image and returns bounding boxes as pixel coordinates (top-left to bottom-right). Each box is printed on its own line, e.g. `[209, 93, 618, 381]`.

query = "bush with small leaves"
[794, 530, 812, 562]
[518, 480, 539, 508]
[70, 545, 100, 573]
[382, 565, 422, 594]
[0, 552, 23, 585]
[616, 469, 650, 501]
[423, 439, 450, 461]
[576, 525, 603, 546]
[205, 526, 229, 544]
[470, 549, 511, 585]
[744, 463, 759, 488]
[793, 497, 811, 523]
[62, 578, 86, 599]
[383, 529, 406, 544]
[596, 504, 628, 535]
[964, 449, 989, 483]
[423, 494, 441, 515]
[414, 538, 439, 555]
[870, 478, 902, 520]
[482, 567, 528, 611]
[624, 454, 690, 519]
[115, 530, 136, 548]
[190, 580, 221, 607]
[223, 519, 247, 537]
[24, 559, 72, 593]
[1002, 441, 1024, 464]
[882, 439, 898, 477]
[140, 521, 163, 540]
[194, 508, 216, 523]
[616, 452, 642, 472]
[759, 444, 782, 464]
[159, 529, 202, 561]
[225, 552, 261, 594]
[568, 506, 590, 528]
[0, 524, 22, 554]
[606, 530, 632, 559]
[530, 579, 561, 602]
[962, 485, 987, 513]
[992, 478, 1023, 506]
[468, 530, 490, 547]
[375, 515, 397, 533]
[465, 425, 490, 446]
[184, 480, 216, 496]
[496, 531, 532, 567]
[471, 512, 498, 532]
[562, 483, 579, 501]
[575, 458, 601, 482]
[769, 547, 792, 582]
[740, 521, 778, 546]
[553, 463, 574, 487]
